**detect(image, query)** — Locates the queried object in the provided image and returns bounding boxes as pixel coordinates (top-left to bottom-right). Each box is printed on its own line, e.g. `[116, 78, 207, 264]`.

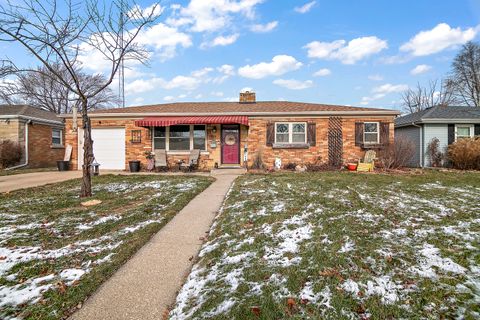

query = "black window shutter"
[447, 124, 455, 145]
[475, 124, 480, 136]
[307, 122, 316, 146]
[380, 122, 390, 145]
[355, 122, 364, 146]
[266, 122, 274, 146]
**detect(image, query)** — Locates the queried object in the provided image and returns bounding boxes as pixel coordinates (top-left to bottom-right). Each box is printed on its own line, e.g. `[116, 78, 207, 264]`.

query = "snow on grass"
[0, 175, 211, 320]
[170, 172, 480, 319]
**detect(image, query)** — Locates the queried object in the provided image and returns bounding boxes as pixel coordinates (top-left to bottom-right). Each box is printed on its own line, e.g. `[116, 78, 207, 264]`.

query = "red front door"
[221, 124, 240, 164]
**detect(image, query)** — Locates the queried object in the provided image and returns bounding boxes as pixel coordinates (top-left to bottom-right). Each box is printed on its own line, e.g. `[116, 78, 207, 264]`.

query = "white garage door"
[78, 128, 126, 170]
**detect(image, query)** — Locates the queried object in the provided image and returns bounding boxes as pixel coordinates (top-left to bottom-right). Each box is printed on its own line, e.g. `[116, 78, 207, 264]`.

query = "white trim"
[455, 124, 474, 141]
[363, 122, 380, 144]
[274, 122, 307, 144]
[0, 115, 63, 126]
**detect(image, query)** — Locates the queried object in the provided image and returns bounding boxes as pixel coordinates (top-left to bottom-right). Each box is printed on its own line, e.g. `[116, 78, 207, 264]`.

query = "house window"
[153, 127, 166, 149]
[193, 125, 206, 150]
[275, 122, 306, 144]
[52, 129, 62, 145]
[131, 130, 142, 143]
[169, 125, 190, 150]
[364, 122, 379, 144]
[153, 125, 207, 151]
[456, 125, 473, 140]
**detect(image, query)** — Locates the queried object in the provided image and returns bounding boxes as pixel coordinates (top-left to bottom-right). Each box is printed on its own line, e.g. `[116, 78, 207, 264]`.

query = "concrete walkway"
[70, 171, 240, 320]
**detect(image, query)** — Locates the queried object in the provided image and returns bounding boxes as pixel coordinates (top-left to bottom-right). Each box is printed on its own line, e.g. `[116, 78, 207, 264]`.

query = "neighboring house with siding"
[60, 91, 399, 171]
[0, 105, 65, 168]
[394, 105, 480, 167]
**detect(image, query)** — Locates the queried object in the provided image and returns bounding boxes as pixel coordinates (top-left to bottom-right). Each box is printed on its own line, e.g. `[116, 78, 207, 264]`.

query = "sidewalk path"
[70, 171, 240, 320]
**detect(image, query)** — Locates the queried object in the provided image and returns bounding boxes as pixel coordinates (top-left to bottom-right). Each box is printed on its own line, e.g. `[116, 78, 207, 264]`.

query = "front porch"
[134, 116, 249, 170]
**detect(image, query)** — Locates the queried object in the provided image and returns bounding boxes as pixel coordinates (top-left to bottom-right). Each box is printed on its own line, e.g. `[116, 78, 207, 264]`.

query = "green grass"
[170, 171, 480, 320]
[0, 167, 57, 176]
[0, 174, 213, 320]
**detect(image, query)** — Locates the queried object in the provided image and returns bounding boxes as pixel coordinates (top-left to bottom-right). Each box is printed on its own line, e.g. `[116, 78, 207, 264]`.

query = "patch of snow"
[408, 243, 467, 278]
[338, 238, 355, 253]
[342, 279, 360, 295]
[0, 275, 55, 307]
[60, 268, 87, 285]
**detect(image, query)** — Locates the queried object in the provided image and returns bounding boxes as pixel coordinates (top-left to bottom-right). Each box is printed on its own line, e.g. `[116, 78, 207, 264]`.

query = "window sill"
[166, 150, 209, 155]
[51, 144, 65, 149]
[361, 143, 385, 149]
[272, 143, 310, 149]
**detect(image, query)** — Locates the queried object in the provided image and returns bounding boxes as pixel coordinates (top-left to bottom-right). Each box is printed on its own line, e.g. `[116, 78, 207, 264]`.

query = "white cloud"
[240, 87, 253, 93]
[238, 55, 302, 79]
[368, 74, 383, 81]
[313, 68, 331, 77]
[410, 64, 432, 75]
[128, 3, 163, 20]
[125, 75, 201, 94]
[305, 36, 388, 64]
[202, 34, 239, 48]
[191, 67, 214, 78]
[136, 23, 192, 60]
[170, 0, 264, 33]
[195, 94, 203, 99]
[294, 1, 316, 14]
[250, 21, 278, 33]
[400, 23, 478, 56]
[373, 83, 408, 94]
[273, 79, 313, 90]
[164, 95, 175, 101]
[360, 83, 408, 105]
[213, 64, 235, 84]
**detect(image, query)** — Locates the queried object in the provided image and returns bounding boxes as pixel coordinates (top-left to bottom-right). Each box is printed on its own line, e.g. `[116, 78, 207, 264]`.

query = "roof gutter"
[0, 115, 64, 126]
[59, 110, 400, 118]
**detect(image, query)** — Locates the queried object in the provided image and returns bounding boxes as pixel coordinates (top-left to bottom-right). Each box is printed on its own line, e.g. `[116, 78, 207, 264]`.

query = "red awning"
[135, 116, 249, 127]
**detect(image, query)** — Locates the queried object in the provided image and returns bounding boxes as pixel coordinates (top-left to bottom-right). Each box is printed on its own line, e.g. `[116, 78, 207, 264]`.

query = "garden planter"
[56, 160, 70, 171]
[129, 160, 141, 172]
[347, 163, 357, 171]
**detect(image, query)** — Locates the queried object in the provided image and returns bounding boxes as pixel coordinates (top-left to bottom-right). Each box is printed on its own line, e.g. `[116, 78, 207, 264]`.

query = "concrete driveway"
[0, 171, 82, 193]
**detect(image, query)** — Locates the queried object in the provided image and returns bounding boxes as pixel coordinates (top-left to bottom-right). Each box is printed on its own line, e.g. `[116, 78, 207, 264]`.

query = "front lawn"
[0, 174, 213, 320]
[0, 167, 57, 176]
[170, 171, 480, 319]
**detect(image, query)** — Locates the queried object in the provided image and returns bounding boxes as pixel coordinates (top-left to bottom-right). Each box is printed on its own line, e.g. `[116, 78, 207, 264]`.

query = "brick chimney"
[239, 90, 256, 103]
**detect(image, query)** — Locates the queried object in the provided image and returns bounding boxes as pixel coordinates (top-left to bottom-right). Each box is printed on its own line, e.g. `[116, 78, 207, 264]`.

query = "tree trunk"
[80, 97, 93, 197]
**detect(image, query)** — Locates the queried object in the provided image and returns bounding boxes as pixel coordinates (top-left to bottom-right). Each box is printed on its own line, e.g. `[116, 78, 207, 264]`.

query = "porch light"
[212, 126, 217, 133]
[90, 159, 100, 176]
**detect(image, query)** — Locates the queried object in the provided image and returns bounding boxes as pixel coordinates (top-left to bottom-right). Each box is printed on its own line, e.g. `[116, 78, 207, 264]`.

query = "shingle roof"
[395, 105, 480, 126]
[0, 105, 62, 124]
[85, 101, 398, 116]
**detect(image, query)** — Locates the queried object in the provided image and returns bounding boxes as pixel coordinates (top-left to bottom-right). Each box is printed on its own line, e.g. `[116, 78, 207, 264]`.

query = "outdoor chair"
[181, 149, 200, 172]
[154, 149, 168, 171]
[357, 150, 376, 172]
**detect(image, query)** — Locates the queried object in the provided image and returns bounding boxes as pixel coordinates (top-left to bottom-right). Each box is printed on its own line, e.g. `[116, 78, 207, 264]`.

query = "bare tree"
[0, 64, 120, 113]
[401, 79, 457, 113]
[450, 41, 480, 107]
[0, 0, 159, 196]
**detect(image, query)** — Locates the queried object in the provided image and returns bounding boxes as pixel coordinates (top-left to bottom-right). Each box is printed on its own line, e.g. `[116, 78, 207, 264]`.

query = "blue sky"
[2, 0, 480, 110]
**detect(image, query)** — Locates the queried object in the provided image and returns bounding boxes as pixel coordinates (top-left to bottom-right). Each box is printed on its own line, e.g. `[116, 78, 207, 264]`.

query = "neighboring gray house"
[395, 105, 480, 167]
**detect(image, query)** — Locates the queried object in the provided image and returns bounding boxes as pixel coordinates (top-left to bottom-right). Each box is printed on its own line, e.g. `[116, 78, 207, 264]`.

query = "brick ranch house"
[61, 92, 399, 171]
[0, 105, 65, 168]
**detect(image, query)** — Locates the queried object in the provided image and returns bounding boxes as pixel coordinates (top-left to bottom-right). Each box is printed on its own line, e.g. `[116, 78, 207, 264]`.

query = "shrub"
[447, 137, 480, 170]
[426, 138, 444, 167]
[0, 140, 23, 169]
[378, 136, 415, 170]
[283, 162, 297, 171]
[250, 149, 266, 170]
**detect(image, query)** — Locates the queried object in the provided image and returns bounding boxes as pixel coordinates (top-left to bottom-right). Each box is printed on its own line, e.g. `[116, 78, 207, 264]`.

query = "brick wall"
[28, 123, 65, 168]
[246, 116, 395, 169]
[65, 116, 395, 171]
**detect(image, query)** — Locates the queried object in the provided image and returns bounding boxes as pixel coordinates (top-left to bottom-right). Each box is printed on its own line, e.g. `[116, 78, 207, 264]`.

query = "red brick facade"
[28, 123, 65, 168]
[65, 115, 395, 171]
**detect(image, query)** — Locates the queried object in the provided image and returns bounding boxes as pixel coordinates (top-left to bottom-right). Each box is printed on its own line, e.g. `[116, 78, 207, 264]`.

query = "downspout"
[411, 122, 423, 168]
[5, 120, 30, 170]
